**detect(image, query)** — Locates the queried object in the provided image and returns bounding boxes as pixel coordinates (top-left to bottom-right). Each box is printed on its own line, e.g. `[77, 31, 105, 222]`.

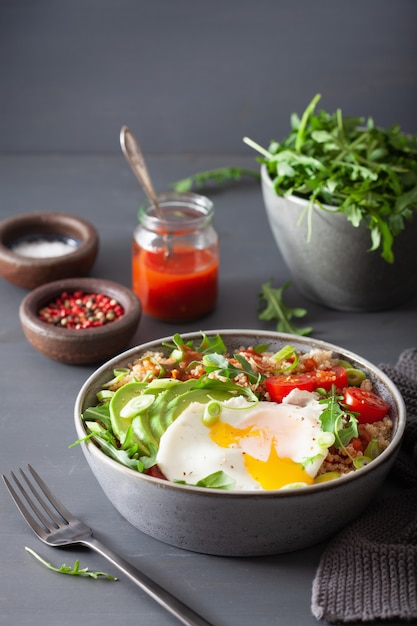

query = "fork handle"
[82, 536, 213, 626]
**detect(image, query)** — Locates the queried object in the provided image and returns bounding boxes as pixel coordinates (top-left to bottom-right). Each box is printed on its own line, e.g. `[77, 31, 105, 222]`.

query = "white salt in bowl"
[0, 211, 99, 289]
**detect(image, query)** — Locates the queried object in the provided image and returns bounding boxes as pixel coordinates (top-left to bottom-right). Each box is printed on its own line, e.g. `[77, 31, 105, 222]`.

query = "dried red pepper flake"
[38, 290, 125, 330]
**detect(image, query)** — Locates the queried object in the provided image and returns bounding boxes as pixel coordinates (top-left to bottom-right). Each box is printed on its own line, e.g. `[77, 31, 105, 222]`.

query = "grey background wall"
[1, 0, 416, 156]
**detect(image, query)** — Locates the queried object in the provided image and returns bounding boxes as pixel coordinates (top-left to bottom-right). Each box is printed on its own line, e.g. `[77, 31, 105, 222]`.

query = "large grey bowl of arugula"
[248, 94, 417, 311]
[74, 330, 405, 557]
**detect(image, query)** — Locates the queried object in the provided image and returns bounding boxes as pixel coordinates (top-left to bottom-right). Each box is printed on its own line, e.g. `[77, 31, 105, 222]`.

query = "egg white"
[156, 394, 329, 490]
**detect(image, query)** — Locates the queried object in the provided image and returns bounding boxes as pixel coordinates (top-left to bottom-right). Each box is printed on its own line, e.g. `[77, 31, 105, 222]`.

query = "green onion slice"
[353, 455, 372, 469]
[314, 471, 341, 483]
[120, 394, 154, 419]
[96, 390, 114, 402]
[364, 439, 381, 459]
[203, 401, 222, 426]
[345, 368, 366, 386]
[272, 345, 299, 372]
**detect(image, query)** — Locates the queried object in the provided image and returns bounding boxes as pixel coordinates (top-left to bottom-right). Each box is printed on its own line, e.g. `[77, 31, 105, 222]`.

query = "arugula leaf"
[295, 93, 322, 153]
[196, 375, 259, 402]
[202, 352, 230, 371]
[25, 547, 117, 581]
[258, 280, 312, 336]
[171, 167, 260, 192]
[202, 352, 261, 385]
[197, 332, 227, 354]
[162, 331, 227, 361]
[174, 471, 236, 490]
[337, 415, 359, 448]
[233, 353, 262, 384]
[318, 388, 359, 449]
[318, 389, 345, 434]
[81, 403, 112, 430]
[90, 433, 147, 472]
[196, 471, 235, 489]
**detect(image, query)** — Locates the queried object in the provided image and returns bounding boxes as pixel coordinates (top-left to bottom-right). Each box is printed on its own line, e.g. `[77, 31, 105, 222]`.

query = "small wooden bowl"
[19, 277, 141, 365]
[0, 211, 99, 289]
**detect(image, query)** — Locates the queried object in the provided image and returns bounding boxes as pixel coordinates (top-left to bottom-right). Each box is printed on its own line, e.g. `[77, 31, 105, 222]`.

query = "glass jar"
[132, 192, 219, 322]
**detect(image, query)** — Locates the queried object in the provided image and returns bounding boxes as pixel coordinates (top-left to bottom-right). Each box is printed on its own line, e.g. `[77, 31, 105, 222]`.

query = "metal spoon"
[120, 125, 170, 256]
[120, 125, 165, 220]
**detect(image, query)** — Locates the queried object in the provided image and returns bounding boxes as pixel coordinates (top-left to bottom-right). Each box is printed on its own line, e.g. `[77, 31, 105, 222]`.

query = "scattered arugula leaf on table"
[171, 167, 260, 192]
[25, 547, 118, 580]
[259, 280, 312, 336]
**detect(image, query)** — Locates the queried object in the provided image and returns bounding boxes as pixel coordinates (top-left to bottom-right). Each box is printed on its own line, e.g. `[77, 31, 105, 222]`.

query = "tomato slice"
[266, 366, 349, 402]
[349, 437, 364, 453]
[146, 465, 167, 480]
[308, 366, 348, 391]
[265, 374, 315, 403]
[343, 387, 390, 423]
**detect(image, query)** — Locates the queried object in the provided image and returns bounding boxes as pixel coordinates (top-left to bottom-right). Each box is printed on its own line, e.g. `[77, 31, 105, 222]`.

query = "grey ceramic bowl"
[0, 211, 99, 290]
[74, 330, 405, 557]
[261, 165, 417, 311]
[20, 277, 141, 365]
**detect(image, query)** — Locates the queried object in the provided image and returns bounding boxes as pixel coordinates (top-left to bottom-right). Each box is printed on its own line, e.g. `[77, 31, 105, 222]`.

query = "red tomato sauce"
[132, 242, 218, 321]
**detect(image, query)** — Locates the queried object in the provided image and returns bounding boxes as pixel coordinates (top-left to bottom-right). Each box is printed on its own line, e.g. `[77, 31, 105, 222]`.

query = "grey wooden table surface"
[1, 1, 417, 623]
[0, 153, 416, 626]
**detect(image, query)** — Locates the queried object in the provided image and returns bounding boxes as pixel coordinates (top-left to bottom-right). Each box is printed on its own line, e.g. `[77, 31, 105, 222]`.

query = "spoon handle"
[120, 126, 163, 219]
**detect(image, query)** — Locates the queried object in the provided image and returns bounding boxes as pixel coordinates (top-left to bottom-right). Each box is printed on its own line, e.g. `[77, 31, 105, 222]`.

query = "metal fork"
[3, 465, 213, 626]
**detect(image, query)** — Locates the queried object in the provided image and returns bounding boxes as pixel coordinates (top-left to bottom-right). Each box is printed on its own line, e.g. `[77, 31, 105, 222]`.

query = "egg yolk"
[210, 420, 314, 490]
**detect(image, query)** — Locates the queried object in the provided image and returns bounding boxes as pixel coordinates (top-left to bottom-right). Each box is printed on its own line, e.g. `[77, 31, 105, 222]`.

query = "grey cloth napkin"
[311, 348, 417, 624]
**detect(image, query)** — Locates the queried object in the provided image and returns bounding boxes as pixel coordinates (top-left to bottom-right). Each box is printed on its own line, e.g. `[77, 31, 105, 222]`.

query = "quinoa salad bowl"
[74, 330, 406, 556]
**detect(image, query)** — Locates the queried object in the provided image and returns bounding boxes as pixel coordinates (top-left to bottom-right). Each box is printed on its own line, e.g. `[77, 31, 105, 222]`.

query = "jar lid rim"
[138, 192, 214, 231]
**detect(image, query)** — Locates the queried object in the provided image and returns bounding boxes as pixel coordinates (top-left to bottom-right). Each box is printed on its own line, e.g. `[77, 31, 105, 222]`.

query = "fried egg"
[156, 393, 331, 490]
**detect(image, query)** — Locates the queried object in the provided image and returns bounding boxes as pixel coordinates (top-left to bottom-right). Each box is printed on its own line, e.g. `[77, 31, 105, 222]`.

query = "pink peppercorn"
[38, 291, 124, 329]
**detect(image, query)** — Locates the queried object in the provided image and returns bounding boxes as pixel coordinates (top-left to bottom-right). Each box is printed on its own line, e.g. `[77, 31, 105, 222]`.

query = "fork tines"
[2, 465, 71, 538]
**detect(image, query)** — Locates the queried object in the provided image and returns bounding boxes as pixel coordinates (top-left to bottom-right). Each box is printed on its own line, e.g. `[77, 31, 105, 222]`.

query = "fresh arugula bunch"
[245, 93, 417, 263]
